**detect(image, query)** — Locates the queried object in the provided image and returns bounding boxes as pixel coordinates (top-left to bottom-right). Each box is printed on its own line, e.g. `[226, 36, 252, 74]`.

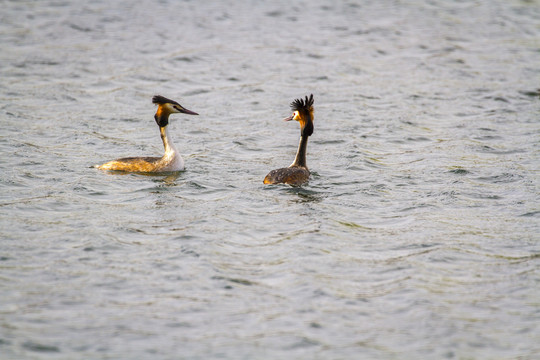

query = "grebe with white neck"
[96, 95, 198, 173]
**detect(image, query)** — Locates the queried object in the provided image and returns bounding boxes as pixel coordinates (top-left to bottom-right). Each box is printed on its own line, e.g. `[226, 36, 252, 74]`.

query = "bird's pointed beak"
[283, 115, 294, 121]
[177, 106, 199, 115]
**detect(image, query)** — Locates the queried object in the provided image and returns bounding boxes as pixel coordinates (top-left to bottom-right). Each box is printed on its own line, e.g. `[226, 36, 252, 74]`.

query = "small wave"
[173, 56, 201, 63]
[520, 210, 540, 218]
[212, 276, 256, 287]
[475, 173, 523, 184]
[448, 167, 470, 175]
[519, 89, 540, 98]
[22, 341, 60, 353]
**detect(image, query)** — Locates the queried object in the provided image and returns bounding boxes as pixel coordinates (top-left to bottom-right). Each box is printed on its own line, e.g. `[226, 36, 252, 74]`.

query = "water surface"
[1, 0, 539, 359]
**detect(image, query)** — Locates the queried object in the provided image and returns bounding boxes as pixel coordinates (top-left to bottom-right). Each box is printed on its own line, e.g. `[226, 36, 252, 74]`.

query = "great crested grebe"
[264, 94, 314, 185]
[96, 95, 198, 173]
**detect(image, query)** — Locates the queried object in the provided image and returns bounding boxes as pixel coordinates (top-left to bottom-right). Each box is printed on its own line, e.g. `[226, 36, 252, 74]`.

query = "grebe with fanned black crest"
[96, 95, 198, 173]
[264, 94, 314, 185]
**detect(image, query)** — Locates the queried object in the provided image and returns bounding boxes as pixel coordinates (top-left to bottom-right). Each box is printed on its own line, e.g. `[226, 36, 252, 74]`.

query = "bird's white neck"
[161, 126, 178, 153]
[159, 126, 184, 171]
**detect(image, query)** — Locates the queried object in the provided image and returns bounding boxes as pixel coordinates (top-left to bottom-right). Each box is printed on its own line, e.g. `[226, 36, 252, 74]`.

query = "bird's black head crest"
[152, 95, 180, 106]
[290, 94, 314, 112]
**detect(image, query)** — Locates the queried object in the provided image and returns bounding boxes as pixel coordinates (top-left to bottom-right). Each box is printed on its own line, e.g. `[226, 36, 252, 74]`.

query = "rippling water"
[1, 0, 539, 359]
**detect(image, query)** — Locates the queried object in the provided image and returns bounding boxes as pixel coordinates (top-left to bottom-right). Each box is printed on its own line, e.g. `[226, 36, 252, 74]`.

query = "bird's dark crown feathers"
[152, 95, 180, 106]
[291, 94, 314, 112]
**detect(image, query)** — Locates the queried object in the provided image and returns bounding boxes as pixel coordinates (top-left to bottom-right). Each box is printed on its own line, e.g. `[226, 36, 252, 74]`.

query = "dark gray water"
[1, 0, 539, 359]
